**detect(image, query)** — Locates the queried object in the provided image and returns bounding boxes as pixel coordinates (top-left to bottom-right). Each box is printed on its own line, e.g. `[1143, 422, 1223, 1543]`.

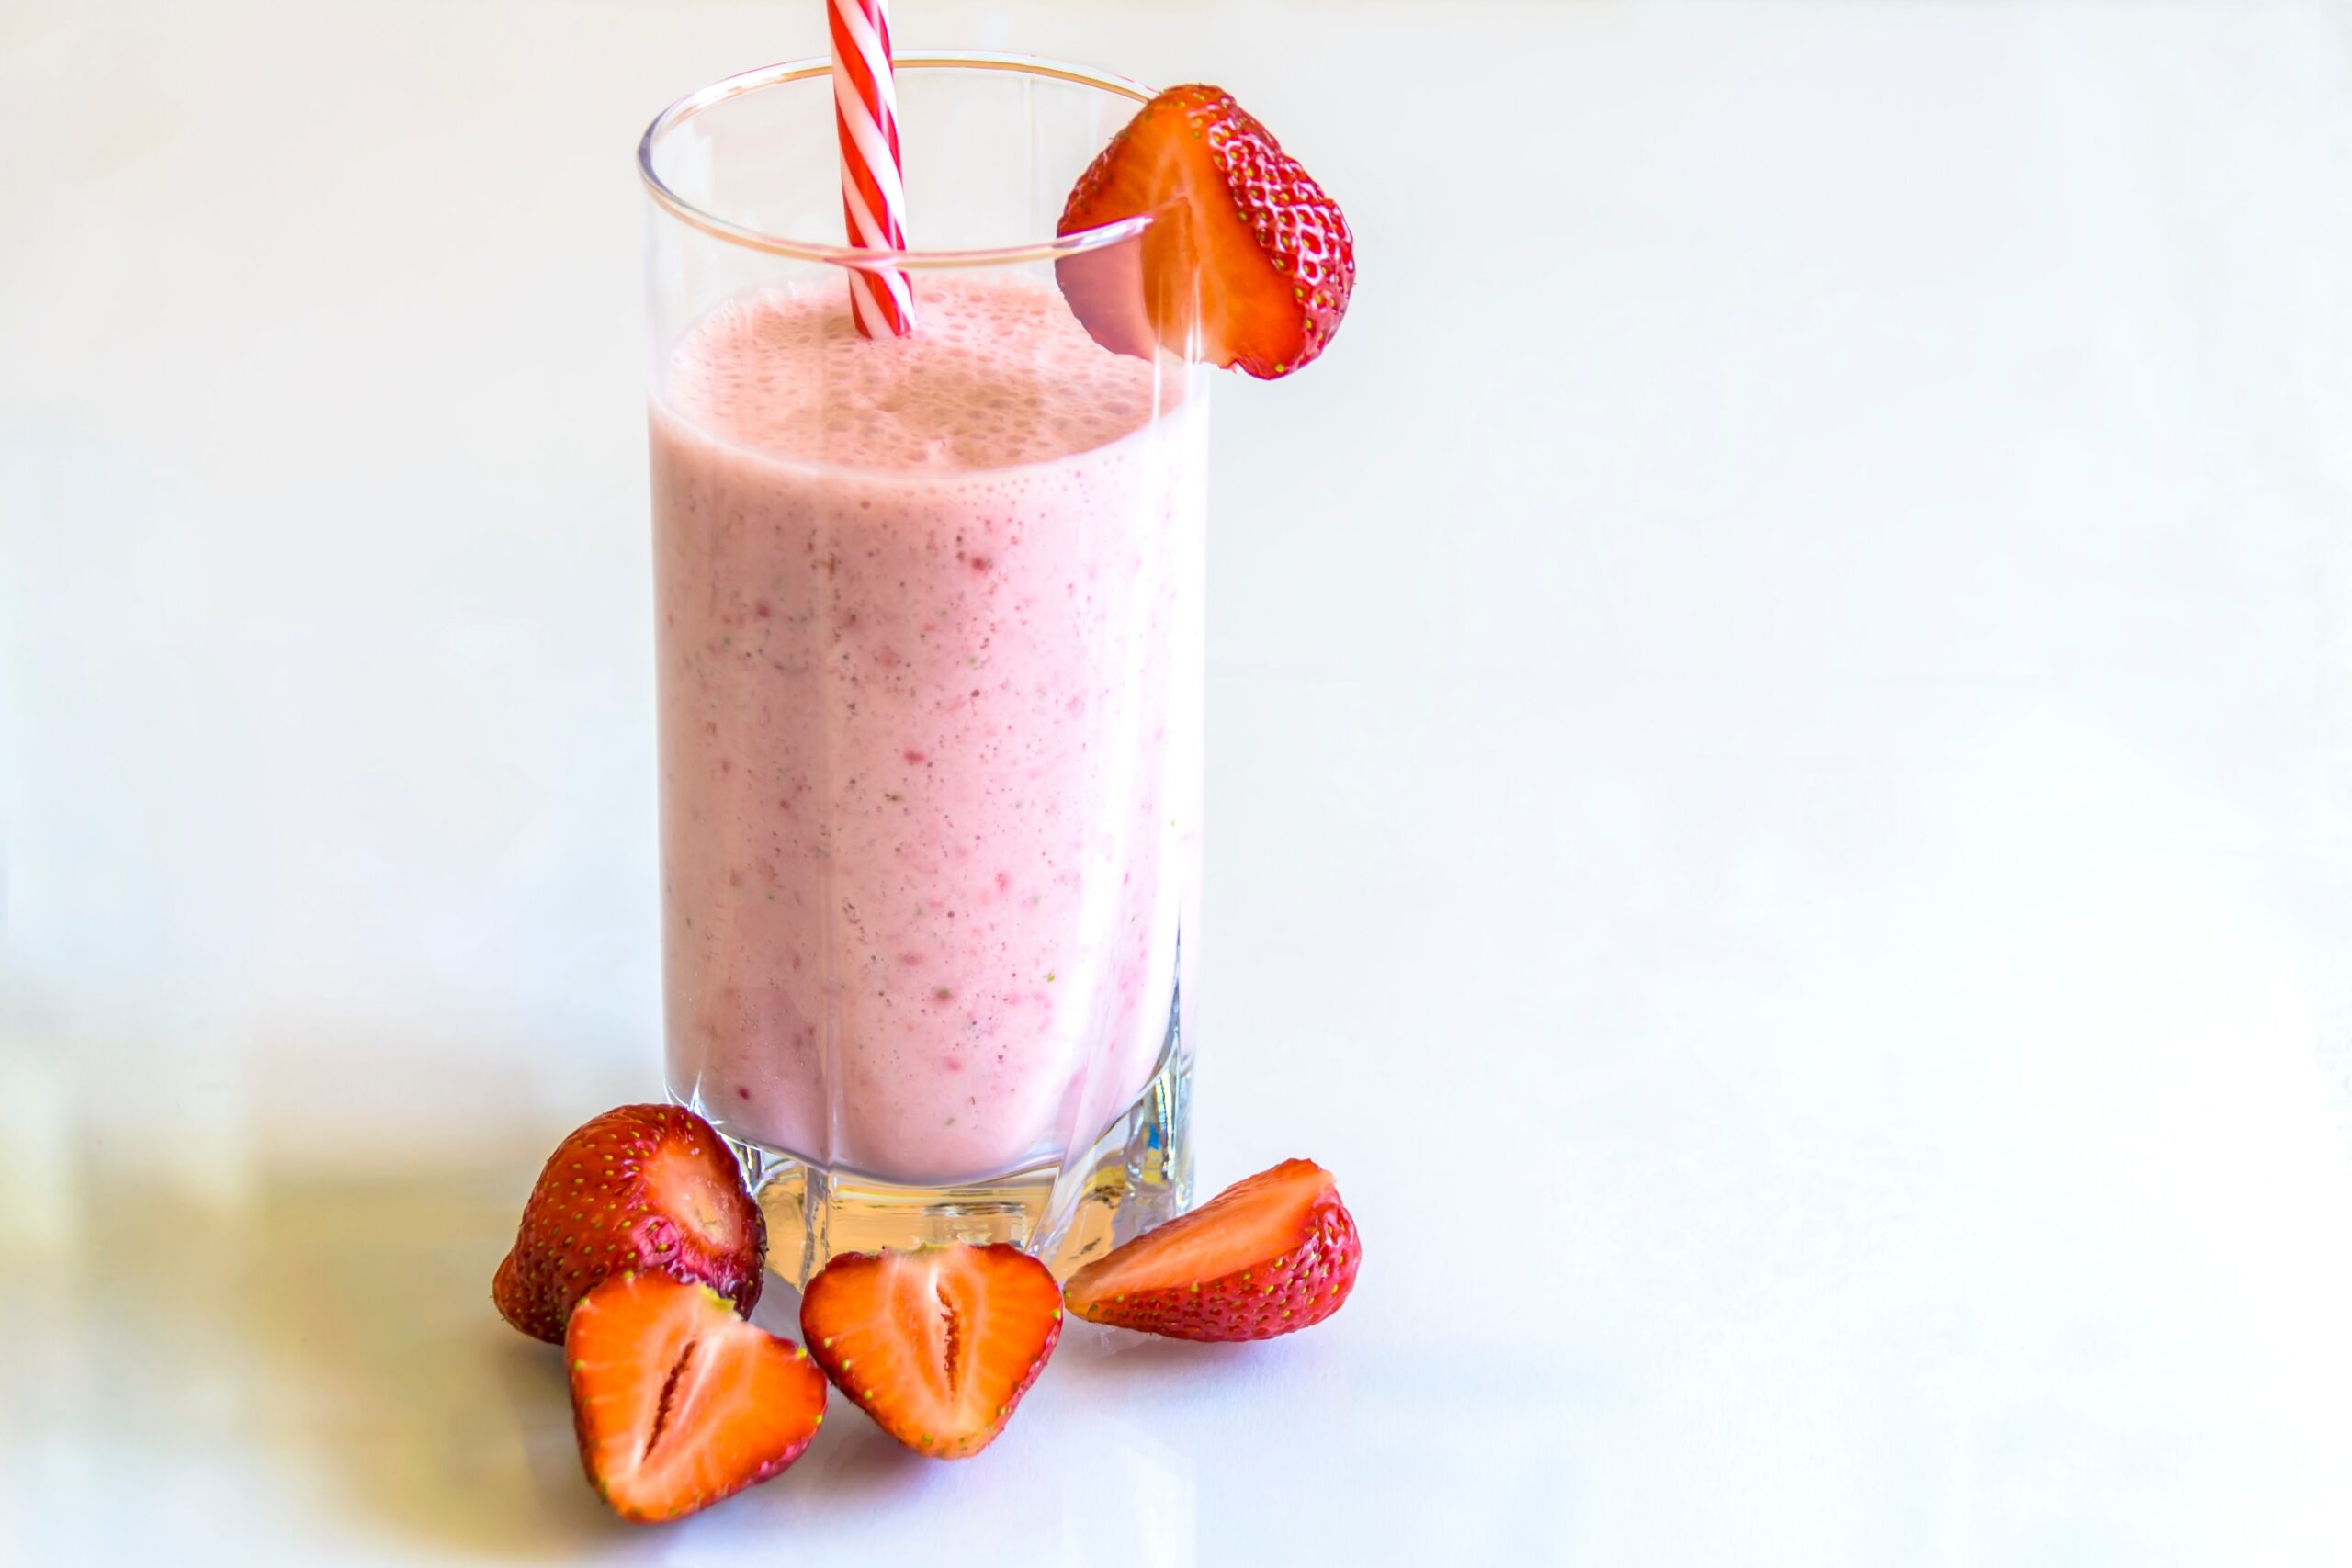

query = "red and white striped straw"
[828, 0, 914, 337]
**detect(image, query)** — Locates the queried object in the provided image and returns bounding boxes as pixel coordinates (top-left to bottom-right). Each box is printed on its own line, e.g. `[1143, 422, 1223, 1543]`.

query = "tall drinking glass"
[639, 56, 1205, 1286]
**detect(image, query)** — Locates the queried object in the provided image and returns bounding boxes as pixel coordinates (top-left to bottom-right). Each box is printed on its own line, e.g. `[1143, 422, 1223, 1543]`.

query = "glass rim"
[638, 51, 1161, 270]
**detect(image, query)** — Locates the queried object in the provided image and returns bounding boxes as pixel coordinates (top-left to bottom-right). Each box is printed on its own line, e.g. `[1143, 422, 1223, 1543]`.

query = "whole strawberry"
[1063, 1158, 1360, 1341]
[493, 1104, 764, 1343]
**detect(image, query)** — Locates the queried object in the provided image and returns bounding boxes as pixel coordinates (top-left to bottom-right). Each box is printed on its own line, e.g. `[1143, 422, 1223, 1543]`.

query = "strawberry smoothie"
[651, 273, 1204, 1187]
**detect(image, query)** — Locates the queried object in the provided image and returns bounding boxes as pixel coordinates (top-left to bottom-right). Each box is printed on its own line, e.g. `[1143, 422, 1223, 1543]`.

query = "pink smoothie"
[651, 274, 1204, 1186]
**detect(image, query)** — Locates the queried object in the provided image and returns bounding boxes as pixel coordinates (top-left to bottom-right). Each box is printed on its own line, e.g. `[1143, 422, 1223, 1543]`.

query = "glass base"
[702, 1045, 1193, 1288]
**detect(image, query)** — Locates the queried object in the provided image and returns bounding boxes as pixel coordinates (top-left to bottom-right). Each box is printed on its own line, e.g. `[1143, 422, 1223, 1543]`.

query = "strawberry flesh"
[566, 1270, 826, 1523]
[1057, 84, 1354, 378]
[494, 1104, 764, 1343]
[799, 1243, 1063, 1460]
[1063, 1158, 1361, 1341]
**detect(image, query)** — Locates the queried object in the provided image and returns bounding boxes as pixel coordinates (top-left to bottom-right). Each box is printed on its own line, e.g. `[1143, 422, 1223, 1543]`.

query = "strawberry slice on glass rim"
[1057, 84, 1355, 378]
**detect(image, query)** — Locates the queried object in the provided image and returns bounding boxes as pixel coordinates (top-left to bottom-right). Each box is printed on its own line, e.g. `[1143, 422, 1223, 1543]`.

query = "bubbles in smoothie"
[664, 275, 1165, 471]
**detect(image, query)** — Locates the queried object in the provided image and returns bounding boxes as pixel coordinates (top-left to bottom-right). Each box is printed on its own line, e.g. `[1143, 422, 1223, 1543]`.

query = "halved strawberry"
[566, 1270, 826, 1523]
[798, 1244, 1062, 1459]
[1063, 1158, 1360, 1341]
[1057, 84, 1354, 378]
[493, 1104, 763, 1344]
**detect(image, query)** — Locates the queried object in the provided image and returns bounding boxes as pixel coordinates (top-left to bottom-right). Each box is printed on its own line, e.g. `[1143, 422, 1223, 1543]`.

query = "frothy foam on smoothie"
[662, 274, 1161, 471]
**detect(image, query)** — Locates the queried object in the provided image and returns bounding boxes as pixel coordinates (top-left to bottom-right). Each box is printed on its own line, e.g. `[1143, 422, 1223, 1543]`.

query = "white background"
[8, 1, 2352, 1562]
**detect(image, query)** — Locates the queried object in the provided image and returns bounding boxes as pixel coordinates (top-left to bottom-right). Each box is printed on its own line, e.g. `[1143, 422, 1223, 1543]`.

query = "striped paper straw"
[829, 0, 914, 337]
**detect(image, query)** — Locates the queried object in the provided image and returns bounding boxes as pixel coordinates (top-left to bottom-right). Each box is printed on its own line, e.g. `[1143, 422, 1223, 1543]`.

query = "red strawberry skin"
[494, 1104, 763, 1343]
[1057, 84, 1355, 378]
[799, 1243, 1063, 1460]
[567, 1270, 826, 1523]
[1064, 1158, 1361, 1341]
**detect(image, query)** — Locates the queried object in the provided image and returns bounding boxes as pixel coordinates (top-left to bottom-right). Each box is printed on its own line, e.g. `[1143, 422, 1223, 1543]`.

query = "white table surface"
[9, 1, 2352, 1562]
